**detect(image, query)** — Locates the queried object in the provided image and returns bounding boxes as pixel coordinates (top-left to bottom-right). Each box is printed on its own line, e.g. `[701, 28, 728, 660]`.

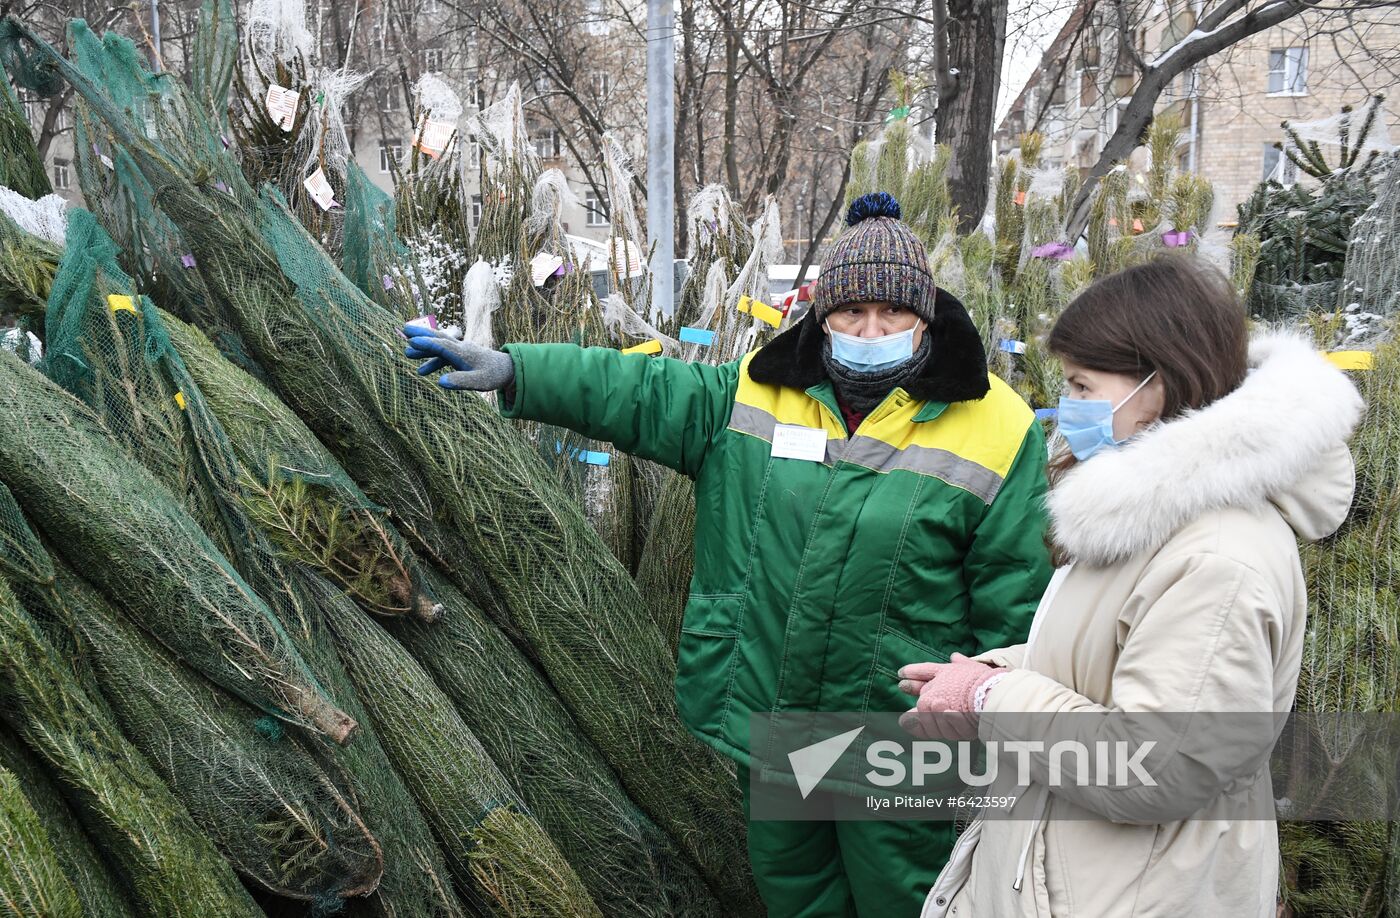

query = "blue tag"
[580, 450, 611, 466]
[999, 339, 1028, 355]
[1035, 408, 1059, 421]
[679, 326, 715, 346]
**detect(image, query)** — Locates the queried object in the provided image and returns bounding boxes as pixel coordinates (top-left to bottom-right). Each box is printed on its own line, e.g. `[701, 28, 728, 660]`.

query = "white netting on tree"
[466, 82, 534, 170]
[600, 292, 680, 355]
[1285, 102, 1397, 156]
[460, 259, 500, 351]
[0, 187, 66, 245]
[681, 260, 734, 363]
[526, 168, 580, 242]
[413, 73, 463, 124]
[1339, 152, 1400, 319]
[601, 132, 646, 267]
[246, 0, 313, 71]
[300, 67, 368, 179]
[686, 183, 735, 255]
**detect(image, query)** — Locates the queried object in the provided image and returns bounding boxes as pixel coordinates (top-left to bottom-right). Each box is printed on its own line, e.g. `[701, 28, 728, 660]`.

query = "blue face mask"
[825, 320, 923, 372]
[1056, 371, 1157, 461]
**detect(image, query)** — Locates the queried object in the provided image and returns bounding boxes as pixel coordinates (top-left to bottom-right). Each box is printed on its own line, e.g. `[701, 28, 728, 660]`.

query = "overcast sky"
[997, 1, 1075, 120]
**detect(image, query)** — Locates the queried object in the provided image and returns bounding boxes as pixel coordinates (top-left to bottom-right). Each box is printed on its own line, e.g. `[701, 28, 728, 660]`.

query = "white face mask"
[824, 319, 924, 372]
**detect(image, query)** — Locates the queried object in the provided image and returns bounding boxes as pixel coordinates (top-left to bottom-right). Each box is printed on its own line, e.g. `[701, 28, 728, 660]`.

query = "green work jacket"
[500, 341, 1052, 769]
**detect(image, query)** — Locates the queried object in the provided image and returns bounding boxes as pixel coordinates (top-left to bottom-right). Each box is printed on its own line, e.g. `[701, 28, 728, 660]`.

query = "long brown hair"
[1046, 257, 1249, 562]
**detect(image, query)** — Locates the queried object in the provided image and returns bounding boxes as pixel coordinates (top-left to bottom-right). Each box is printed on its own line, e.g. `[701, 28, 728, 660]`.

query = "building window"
[592, 72, 611, 98]
[1050, 77, 1067, 107]
[421, 47, 444, 71]
[380, 86, 400, 112]
[1268, 47, 1308, 95]
[52, 160, 70, 190]
[1078, 70, 1097, 108]
[471, 194, 483, 227]
[379, 141, 403, 173]
[422, 0, 439, 12]
[1262, 144, 1298, 185]
[585, 190, 608, 226]
[535, 128, 562, 159]
[470, 77, 487, 109]
[469, 141, 481, 167]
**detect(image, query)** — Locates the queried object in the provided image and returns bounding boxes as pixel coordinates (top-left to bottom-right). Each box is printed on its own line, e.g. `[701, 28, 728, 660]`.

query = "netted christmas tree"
[1238, 96, 1393, 321]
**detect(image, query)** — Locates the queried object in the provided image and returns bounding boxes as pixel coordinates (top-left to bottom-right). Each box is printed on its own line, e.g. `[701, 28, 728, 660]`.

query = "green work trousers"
[739, 764, 956, 918]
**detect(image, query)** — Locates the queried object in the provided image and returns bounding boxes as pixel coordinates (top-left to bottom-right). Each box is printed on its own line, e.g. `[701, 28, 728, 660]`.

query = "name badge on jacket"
[771, 424, 828, 462]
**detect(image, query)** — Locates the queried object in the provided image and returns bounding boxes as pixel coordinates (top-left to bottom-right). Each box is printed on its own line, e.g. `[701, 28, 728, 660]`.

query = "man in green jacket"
[404, 192, 1052, 917]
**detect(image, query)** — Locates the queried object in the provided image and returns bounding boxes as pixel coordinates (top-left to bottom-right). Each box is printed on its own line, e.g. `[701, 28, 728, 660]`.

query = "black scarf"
[821, 332, 934, 418]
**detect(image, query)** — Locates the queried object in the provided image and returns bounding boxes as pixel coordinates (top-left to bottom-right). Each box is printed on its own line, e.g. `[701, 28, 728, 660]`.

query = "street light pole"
[646, 0, 675, 318]
[150, 0, 163, 72]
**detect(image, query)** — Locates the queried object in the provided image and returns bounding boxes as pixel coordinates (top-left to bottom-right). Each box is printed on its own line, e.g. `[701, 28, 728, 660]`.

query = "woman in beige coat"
[898, 259, 1362, 918]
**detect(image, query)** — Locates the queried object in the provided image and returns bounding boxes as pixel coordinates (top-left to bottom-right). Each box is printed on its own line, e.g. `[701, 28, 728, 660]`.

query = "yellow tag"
[174, 391, 187, 410]
[749, 299, 784, 328]
[107, 294, 138, 315]
[622, 339, 663, 356]
[1324, 351, 1374, 371]
[736, 295, 752, 315]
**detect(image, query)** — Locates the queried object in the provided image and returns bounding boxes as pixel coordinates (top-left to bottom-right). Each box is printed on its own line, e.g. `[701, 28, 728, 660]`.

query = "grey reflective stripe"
[842, 436, 1004, 503]
[729, 403, 1002, 500]
[728, 402, 778, 441]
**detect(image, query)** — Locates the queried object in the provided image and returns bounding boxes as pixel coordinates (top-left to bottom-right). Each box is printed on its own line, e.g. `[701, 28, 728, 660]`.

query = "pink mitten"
[915, 653, 1006, 715]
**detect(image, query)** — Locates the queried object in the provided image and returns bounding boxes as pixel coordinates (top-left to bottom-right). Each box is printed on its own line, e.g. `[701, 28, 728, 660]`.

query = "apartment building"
[996, 1, 1400, 219]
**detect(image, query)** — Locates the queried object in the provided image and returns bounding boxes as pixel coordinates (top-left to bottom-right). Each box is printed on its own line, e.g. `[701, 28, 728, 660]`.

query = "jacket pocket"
[676, 594, 744, 736]
[875, 625, 950, 680]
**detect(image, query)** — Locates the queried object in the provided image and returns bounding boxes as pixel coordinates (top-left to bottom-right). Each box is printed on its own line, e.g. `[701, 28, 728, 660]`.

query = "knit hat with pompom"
[811, 191, 937, 324]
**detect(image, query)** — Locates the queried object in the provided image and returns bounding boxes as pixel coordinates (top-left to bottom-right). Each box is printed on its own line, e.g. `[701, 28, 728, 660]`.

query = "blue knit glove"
[402, 324, 515, 391]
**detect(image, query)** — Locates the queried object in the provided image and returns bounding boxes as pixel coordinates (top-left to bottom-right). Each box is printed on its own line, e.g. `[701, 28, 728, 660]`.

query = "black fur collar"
[747, 287, 991, 404]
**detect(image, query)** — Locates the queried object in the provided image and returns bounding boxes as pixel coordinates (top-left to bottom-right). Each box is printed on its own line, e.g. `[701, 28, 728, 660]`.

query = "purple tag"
[383, 274, 395, 291]
[552, 263, 568, 278]
[1162, 230, 1194, 248]
[408, 314, 438, 330]
[1030, 241, 1075, 261]
[214, 180, 229, 193]
[92, 143, 101, 156]
[181, 253, 197, 269]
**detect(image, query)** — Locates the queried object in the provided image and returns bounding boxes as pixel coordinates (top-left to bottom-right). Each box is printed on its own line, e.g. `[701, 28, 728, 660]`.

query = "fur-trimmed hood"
[747, 287, 991, 404]
[1049, 331, 1363, 566]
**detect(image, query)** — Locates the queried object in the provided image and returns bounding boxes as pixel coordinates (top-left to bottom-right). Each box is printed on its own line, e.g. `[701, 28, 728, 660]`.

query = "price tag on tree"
[416, 119, 456, 158]
[265, 84, 300, 132]
[302, 167, 338, 210]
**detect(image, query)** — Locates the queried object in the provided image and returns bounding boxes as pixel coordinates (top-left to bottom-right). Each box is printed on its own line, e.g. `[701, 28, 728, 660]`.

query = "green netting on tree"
[0, 350, 353, 743]
[28, 555, 384, 902]
[1281, 339, 1400, 914]
[391, 562, 723, 918]
[14, 21, 755, 908]
[251, 185, 756, 911]
[31, 200, 471, 910]
[261, 563, 471, 918]
[0, 574, 262, 917]
[306, 570, 602, 916]
[0, 479, 51, 589]
[0, 70, 49, 199]
[0, 764, 82, 918]
[162, 311, 450, 622]
[191, 0, 236, 132]
[163, 292, 718, 912]
[342, 160, 426, 318]
[0, 198, 60, 325]
[0, 723, 136, 918]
